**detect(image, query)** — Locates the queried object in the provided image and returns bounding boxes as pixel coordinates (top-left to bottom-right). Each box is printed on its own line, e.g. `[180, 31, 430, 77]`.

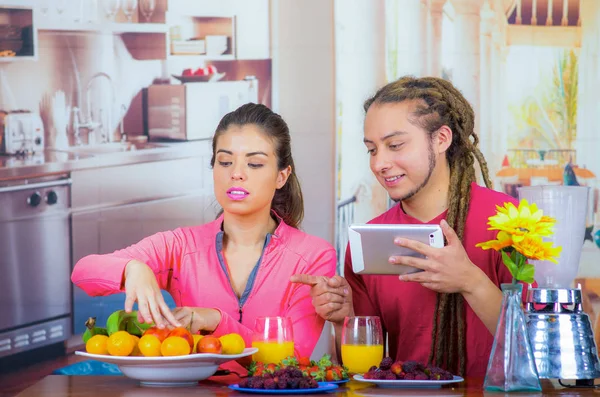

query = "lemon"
[85, 334, 109, 355]
[219, 333, 246, 355]
[130, 335, 142, 356]
[107, 331, 135, 356]
[139, 334, 162, 357]
[161, 336, 191, 356]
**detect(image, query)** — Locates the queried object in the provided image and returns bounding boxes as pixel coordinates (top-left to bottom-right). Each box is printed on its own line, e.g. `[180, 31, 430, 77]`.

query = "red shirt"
[345, 183, 521, 377]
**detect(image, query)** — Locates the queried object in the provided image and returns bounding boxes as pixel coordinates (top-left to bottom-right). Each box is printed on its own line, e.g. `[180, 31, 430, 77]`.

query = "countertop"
[0, 140, 211, 182]
[13, 375, 599, 397]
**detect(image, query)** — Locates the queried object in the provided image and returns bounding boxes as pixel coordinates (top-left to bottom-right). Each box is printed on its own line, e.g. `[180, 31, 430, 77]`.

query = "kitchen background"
[2, 0, 600, 370]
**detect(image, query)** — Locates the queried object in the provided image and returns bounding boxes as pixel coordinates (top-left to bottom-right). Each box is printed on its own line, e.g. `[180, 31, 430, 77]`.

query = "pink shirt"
[71, 214, 336, 363]
[345, 183, 526, 377]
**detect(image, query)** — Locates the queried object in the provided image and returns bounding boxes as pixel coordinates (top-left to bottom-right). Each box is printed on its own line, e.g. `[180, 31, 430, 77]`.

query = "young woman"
[72, 103, 336, 359]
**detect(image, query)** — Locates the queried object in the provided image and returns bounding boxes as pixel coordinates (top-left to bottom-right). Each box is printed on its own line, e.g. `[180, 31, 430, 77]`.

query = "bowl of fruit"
[172, 66, 226, 83]
[353, 357, 463, 389]
[75, 310, 256, 387]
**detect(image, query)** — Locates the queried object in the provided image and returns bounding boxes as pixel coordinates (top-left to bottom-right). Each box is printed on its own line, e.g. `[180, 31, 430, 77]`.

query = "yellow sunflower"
[476, 231, 513, 251]
[487, 199, 556, 242]
[512, 235, 562, 263]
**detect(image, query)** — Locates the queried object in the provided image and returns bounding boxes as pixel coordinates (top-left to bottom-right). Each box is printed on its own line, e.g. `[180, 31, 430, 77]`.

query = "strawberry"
[298, 356, 311, 367]
[325, 369, 335, 381]
[332, 367, 343, 379]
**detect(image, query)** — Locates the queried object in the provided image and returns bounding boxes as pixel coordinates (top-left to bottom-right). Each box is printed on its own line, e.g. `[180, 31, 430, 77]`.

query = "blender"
[518, 185, 600, 385]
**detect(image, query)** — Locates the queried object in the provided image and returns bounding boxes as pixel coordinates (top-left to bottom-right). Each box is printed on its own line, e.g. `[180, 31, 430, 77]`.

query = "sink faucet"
[72, 72, 117, 145]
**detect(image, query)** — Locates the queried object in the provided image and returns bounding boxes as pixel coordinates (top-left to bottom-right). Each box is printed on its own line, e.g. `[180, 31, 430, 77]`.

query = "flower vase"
[483, 283, 541, 392]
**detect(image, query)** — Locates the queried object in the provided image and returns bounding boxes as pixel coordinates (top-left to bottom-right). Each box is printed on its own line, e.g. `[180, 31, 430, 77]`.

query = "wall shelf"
[36, 22, 169, 34]
[0, 4, 37, 62]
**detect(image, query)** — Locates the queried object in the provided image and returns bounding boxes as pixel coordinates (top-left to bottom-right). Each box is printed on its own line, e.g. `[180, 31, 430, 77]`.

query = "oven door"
[0, 179, 72, 356]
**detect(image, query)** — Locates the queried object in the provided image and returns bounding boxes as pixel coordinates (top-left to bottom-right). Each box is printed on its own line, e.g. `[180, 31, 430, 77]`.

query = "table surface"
[13, 375, 600, 397]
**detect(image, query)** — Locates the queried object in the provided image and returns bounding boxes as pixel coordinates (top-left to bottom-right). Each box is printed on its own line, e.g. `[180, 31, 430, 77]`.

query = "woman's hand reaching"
[123, 260, 181, 329]
[171, 307, 222, 334]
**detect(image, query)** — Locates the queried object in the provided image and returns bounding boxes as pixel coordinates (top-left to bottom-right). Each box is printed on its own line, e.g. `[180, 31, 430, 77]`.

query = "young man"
[292, 76, 518, 377]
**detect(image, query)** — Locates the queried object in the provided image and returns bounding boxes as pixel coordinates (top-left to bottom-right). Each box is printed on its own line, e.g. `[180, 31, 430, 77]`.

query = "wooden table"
[13, 375, 600, 397]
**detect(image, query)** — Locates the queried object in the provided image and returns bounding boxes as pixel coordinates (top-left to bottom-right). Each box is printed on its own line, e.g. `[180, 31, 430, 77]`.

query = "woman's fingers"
[147, 297, 166, 329]
[161, 302, 182, 328]
[136, 297, 154, 324]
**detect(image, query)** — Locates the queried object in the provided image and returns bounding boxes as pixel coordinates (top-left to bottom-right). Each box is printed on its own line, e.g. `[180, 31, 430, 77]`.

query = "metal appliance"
[519, 185, 600, 385]
[146, 78, 259, 141]
[0, 176, 72, 357]
[0, 110, 44, 155]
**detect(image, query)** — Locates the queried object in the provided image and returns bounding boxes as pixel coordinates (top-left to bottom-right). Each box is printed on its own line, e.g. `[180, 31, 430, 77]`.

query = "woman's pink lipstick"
[227, 187, 249, 201]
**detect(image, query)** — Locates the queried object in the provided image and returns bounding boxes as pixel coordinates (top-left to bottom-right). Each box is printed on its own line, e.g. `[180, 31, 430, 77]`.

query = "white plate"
[353, 374, 464, 389]
[75, 347, 257, 387]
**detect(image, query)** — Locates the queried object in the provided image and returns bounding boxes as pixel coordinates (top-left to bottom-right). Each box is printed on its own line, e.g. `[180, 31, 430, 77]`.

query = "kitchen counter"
[0, 140, 211, 182]
[12, 375, 598, 397]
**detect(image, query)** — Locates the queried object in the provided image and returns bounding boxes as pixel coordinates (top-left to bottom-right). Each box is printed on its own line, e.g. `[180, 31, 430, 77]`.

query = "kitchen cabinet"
[70, 153, 220, 334]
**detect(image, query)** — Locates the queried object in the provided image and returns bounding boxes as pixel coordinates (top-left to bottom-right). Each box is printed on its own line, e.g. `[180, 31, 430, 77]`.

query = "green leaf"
[501, 251, 519, 280]
[516, 263, 535, 284]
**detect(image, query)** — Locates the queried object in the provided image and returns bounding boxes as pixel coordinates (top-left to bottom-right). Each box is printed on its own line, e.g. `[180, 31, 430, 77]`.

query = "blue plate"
[229, 382, 338, 394]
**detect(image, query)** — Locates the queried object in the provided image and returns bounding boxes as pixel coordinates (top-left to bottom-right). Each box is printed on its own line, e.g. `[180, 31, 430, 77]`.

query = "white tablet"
[348, 224, 444, 275]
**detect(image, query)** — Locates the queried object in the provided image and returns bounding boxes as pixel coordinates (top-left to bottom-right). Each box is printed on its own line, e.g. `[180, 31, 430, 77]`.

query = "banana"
[105, 309, 154, 336]
[82, 317, 108, 343]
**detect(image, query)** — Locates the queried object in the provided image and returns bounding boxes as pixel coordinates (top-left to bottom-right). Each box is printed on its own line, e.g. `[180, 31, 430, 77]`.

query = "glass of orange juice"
[341, 316, 384, 374]
[251, 316, 294, 364]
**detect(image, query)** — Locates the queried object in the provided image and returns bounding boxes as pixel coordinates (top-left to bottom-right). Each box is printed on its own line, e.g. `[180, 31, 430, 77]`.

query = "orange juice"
[252, 341, 295, 364]
[341, 344, 384, 374]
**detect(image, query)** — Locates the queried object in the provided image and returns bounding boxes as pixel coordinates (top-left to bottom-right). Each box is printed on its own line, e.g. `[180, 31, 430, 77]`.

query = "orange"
[192, 334, 204, 353]
[139, 334, 162, 357]
[219, 333, 245, 355]
[130, 335, 142, 356]
[107, 331, 135, 356]
[86, 334, 109, 355]
[161, 336, 191, 356]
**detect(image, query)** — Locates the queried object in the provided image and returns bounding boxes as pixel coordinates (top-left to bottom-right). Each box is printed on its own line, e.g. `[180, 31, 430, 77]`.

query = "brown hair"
[363, 76, 492, 376]
[210, 103, 304, 228]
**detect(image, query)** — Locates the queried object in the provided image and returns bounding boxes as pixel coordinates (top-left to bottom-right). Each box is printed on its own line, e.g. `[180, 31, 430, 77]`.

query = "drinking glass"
[103, 0, 120, 21]
[122, 0, 138, 23]
[341, 316, 384, 374]
[139, 0, 156, 22]
[252, 317, 294, 364]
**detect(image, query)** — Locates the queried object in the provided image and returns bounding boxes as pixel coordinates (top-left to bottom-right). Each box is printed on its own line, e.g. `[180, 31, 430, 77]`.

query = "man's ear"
[277, 165, 292, 189]
[434, 125, 453, 154]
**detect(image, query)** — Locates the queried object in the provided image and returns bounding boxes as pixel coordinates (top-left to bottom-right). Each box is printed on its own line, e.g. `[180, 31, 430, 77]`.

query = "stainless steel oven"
[0, 176, 72, 357]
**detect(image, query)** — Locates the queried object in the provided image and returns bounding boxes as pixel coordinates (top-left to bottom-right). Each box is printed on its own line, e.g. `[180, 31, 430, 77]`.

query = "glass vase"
[483, 283, 541, 392]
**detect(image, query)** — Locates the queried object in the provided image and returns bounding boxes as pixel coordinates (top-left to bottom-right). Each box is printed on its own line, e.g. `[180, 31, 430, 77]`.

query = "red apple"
[182, 68, 194, 76]
[205, 65, 217, 74]
[193, 67, 207, 76]
[142, 326, 170, 342]
[167, 327, 194, 350]
[197, 335, 222, 354]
